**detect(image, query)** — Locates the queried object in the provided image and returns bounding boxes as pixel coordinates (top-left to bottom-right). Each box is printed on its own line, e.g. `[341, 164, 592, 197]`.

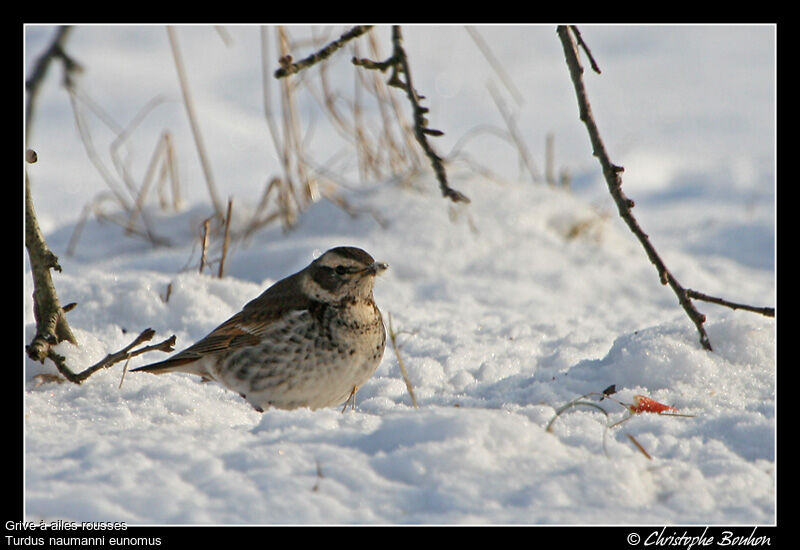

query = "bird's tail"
[131, 356, 204, 376]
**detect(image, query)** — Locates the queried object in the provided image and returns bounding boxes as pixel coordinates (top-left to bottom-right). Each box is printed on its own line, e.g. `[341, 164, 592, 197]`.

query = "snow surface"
[23, 24, 775, 525]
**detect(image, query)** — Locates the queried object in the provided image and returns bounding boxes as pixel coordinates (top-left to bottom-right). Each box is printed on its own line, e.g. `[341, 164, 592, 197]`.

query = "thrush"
[133, 247, 387, 412]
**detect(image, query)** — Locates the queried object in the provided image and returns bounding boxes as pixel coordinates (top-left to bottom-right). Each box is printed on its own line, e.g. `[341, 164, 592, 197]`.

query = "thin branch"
[686, 289, 775, 318]
[47, 328, 176, 385]
[557, 25, 713, 351]
[25, 27, 80, 362]
[568, 25, 601, 74]
[352, 26, 470, 203]
[365, 30, 424, 175]
[25, 26, 76, 138]
[274, 25, 374, 78]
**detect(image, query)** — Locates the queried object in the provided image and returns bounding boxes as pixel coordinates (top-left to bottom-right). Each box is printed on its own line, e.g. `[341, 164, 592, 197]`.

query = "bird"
[132, 246, 388, 412]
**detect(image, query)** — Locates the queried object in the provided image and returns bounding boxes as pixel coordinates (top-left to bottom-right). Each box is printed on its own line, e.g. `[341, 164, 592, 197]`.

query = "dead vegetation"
[25, 25, 774, 387]
[51, 25, 573, 265]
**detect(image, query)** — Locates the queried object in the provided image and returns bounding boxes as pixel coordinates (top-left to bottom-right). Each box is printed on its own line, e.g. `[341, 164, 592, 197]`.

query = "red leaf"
[629, 394, 677, 414]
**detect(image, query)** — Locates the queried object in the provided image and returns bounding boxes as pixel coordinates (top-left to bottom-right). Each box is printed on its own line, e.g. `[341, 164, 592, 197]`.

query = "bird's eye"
[335, 265, 348, 275]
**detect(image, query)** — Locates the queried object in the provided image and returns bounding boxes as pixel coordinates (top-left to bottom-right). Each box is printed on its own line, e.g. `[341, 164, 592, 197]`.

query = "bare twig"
[352, 26, 470, 203]
[25, 30, 80, 361]
[557, 25, 714, 350]
[47, 328, 176, 385]
[25, 26, 76, 137]
[26, 164, 78, 362]
[274, 25, 374, 78]
[686, 289, 775, 318]
[568, 25, 601, 74]
[300, 29, 421, 187]
[366, 31, 421, 175]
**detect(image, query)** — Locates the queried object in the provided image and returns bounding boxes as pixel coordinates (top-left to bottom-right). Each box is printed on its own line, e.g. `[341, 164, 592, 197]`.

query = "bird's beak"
[367, 261, 388, 275]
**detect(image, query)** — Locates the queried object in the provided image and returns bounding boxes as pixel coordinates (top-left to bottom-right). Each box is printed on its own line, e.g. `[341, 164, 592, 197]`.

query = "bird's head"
[304, 247, 387, 303]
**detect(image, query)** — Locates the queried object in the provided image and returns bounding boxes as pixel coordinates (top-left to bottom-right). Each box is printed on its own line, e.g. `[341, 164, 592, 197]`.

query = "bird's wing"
[133, 270, 313, 374]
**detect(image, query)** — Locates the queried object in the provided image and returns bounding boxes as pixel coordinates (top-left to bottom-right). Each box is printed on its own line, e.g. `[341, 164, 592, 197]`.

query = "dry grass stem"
[66, 87, 132, 210]
[167, 26, 224, 218]
[487, 82, 542, 185]
[388, 313, 418, 408]
[545, 133, 555, 186]
[62, 79, 176, 251]
[341, 385, 359, 413]
[218, 198, 233, 278]
[159, 132, 181, 210]
[464, 26, 524, 107]
[200, 218, 211, 274]
[626, 433, 653, 460]
[126, 130, 176, 233]
[278, 27, 319, 206]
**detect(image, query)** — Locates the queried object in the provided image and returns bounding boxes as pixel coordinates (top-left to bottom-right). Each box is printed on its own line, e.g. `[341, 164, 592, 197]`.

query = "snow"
[23, 24, 775, 525]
